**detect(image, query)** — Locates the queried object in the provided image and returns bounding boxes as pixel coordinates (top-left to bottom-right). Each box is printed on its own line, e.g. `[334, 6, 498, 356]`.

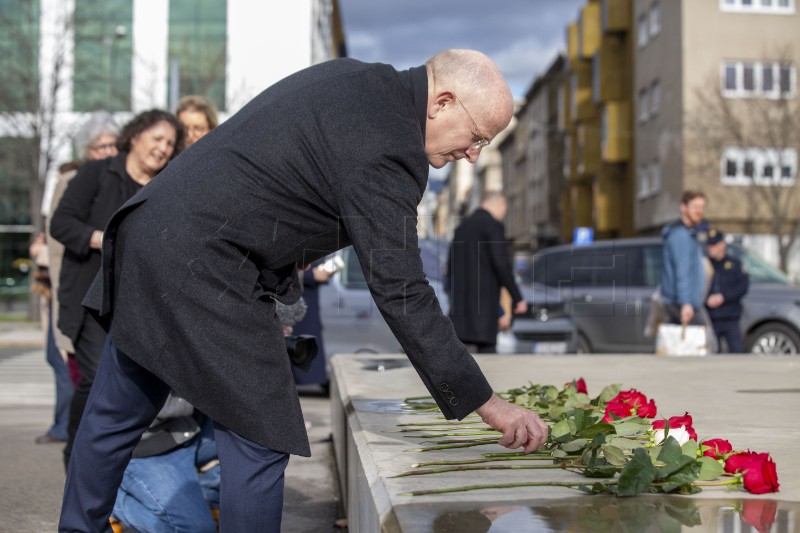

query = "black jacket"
[50, 154, 141, 341]
[84, 59, 494, 456]
[447, 208, 523, 345]
[706, 255, 749, 321]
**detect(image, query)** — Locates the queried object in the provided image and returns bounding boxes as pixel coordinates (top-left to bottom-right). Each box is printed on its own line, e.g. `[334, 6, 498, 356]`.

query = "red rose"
[740, 498, 778, 533]
[602, 389, 656, 422]
[651, 412, 697, 441]
[725, 451, 760, 474]
[741, 455, 780, 494]
[565, 378, 588, 394]
[701, 438, 733, 459]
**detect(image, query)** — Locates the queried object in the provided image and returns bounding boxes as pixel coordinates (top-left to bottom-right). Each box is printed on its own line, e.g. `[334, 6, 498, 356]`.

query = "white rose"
[653, 425, 691, 446]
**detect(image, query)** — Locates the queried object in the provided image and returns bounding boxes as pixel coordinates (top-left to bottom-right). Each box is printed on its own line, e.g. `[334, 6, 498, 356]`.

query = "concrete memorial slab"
[330, 354, 800, 532]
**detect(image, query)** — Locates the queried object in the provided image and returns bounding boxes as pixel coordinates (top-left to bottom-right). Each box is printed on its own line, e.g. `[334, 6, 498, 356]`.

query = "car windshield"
[727, 244, 791, 285]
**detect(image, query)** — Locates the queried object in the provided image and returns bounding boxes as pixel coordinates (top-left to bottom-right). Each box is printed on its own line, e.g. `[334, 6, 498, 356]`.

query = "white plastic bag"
[655, 323, 708, 356]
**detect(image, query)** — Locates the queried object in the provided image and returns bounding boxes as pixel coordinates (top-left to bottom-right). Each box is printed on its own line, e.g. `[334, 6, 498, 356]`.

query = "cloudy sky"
[338, 0, 585, 99]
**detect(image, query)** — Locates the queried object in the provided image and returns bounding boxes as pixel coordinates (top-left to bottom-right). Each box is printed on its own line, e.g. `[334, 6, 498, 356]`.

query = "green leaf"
[607, 437, 644, 451]
[584, 463, 618, 478]
[551, 449, 568, 458]
[551, 419, 572, 439]
[617, 448, 657, 497]
[561, 438, 590, 453]
[656, 437, 695, 480]
[578, 422, 615, 439]
[660, 461, 701, 492]
[602, 444, 629, 466]
[613, 420, 649, 437]
[597, 383, 622, 404]
[548, 405, 568, 420]
[681, 439, 699, 459]
[697, 455, 725, 481]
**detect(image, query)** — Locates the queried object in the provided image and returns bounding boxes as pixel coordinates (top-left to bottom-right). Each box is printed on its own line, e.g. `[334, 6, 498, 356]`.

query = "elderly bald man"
[59, 49, 548, 532]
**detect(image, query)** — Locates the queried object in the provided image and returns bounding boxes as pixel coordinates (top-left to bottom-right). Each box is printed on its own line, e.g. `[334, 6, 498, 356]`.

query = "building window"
[638, 88, 649, 122]
[650, 160, 662, 192]
[0, 0, 40, 112]
[73, 0, 134, 112]
[0, 137, 33, 225]
[720, 0, 795, 11]
[637, 14, 648, 48]
[638, 165, 649, 198]
[721, 60, 797, 98]
[168, 0, 228, 112]
[650, 80, 661, 116]
[649, 3, 661, 37]
[721, 147, 797, 185]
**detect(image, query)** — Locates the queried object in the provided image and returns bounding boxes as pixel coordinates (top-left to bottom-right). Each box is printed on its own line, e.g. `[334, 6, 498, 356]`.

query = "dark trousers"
[46, 318, 73, 441]
[59, 336, 290, 532]
[712, 319, 744, 353]
[464, 342, 496, 354]
[64, 314, 108, 468]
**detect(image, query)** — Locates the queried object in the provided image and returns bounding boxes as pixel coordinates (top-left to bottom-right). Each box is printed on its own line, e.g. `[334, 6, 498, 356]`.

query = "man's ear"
[429, 92, 455, 119]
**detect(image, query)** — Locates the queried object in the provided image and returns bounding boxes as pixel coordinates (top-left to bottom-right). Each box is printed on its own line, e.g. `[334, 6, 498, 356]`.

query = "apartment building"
[0, 0, 345, 292]
[500, 55, 568, 252]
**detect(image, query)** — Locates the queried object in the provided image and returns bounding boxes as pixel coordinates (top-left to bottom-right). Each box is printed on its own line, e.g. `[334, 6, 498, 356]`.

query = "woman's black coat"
[85, 59, 494, 456]
[50, 154, 141, 342]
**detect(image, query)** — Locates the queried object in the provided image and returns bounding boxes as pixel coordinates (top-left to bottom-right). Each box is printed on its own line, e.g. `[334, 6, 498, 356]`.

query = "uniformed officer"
[705, 230, 750, 352]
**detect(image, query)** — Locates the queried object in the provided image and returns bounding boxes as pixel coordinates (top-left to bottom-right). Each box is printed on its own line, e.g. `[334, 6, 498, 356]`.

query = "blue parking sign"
[573, 227, 594, 247]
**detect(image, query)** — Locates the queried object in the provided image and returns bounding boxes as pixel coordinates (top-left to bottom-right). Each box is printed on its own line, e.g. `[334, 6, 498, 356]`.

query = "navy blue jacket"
[706, 255, 749, 321]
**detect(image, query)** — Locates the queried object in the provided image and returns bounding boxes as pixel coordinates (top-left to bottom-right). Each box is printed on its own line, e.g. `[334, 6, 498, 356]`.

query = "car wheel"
[746, 323, 800, 354]
[577, 334, 592, 354]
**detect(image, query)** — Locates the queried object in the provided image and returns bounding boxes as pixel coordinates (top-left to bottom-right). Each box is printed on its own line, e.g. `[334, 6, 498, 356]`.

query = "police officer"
[705, 229, 749, 352]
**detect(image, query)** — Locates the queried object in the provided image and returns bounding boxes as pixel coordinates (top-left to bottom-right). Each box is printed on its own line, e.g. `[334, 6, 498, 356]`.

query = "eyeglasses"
[185, 126, 209, 135]
[89, 142, 116, 153]
[454, 95, 490, 155]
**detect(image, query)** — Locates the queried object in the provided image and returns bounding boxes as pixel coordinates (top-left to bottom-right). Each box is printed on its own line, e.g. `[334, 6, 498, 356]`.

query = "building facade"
[0, 0, 345, 296]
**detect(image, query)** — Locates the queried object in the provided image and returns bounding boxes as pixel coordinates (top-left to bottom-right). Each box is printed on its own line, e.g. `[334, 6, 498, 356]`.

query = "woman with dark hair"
[50, 109, 183, 468]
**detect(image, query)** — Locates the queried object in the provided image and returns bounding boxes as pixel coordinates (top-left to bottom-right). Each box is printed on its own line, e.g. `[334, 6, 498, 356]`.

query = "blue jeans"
[46, 319, 72, 441]
[112, 442, 219, 533]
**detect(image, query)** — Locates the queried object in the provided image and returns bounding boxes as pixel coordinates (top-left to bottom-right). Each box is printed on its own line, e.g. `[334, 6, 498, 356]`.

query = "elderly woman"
[34, 112, 121, 447]
[50, 109, 183, 468]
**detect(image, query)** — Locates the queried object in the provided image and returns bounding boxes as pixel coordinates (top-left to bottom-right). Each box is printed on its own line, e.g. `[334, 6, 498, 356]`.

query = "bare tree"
[0, 3, 74, 234]
[687, 51, 800, 272]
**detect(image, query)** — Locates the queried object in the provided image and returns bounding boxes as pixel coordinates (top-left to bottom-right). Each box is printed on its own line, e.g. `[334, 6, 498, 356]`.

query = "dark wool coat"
[84, 59, 494, 456]
[50, 154, 141, 342]
[447, 209, 524, 346]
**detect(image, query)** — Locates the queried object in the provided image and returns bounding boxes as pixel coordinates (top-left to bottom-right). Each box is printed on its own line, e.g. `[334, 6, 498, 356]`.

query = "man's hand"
[498, 313, 512, 332]
[706, 293, 724, 309]
[680, 303, 694, 325]
[513, 300, 528, 315]
[475, 394, 548, 454]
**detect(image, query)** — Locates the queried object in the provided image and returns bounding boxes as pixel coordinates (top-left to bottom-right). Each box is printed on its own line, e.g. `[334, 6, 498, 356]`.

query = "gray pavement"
[0, 322, 346, 532]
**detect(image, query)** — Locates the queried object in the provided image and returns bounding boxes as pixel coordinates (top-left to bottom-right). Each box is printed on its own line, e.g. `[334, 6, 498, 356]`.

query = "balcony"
[601, 100, 631, 163]
[602, 0, 632, 34]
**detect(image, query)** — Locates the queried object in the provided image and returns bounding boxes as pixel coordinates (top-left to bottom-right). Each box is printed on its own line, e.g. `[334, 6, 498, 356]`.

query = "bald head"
[425, 49, 514, 135]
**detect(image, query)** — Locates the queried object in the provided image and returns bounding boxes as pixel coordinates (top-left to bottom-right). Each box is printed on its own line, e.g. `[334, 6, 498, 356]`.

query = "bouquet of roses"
[396, 378, 779, 498]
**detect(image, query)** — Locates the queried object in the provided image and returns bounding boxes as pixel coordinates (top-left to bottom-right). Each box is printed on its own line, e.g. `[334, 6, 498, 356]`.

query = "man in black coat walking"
[447, 192, 527, 352]
[59, 49, 548, 532]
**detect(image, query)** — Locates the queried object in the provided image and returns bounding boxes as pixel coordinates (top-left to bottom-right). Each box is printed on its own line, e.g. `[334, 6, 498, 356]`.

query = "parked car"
[518, 237, 800, 354]
[317, 239, 451, 357]
[511, 282, 578, 354]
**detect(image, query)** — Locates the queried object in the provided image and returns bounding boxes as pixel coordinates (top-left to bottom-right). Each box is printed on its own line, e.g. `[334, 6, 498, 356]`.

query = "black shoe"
[35, 434, 66, 444]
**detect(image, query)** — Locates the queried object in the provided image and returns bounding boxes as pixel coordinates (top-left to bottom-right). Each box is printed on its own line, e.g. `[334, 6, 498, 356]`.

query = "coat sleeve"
[336, 164, 493, 420]
[50, 162, 103, 258]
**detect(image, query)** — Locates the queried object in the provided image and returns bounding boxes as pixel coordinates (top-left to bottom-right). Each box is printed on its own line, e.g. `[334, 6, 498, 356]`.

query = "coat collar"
[402, 65, 428, 142]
